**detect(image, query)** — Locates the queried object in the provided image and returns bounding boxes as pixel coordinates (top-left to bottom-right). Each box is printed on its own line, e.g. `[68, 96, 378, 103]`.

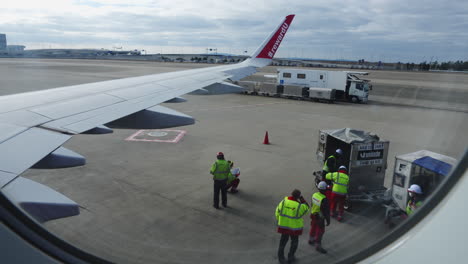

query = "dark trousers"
[213, 179, 227, 207]
[278, 234, 299, 260]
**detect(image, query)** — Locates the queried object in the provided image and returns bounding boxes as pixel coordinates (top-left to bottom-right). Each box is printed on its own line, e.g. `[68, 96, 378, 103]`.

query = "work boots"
[316, 246, 327, 254]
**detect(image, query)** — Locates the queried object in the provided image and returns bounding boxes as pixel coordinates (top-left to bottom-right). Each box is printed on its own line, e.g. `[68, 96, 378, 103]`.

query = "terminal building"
[7, 45, 25, 55]
[0, 34, 7, 54]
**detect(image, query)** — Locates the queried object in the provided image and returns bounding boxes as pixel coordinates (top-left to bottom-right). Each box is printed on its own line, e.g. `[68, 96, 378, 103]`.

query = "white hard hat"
[336, 149, 343, 155]
[317, 181, 328, 190]
[339, 165, 347, 171]
[408, 184, 423, 194]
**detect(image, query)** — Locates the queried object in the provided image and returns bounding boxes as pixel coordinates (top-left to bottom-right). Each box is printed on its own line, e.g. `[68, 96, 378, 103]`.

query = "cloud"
[0, 0, 466, 61]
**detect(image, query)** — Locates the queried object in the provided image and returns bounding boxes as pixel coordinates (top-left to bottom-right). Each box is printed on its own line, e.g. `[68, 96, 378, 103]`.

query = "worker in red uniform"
[309, 181, 331, 254]
[275, 189, 309, 263]
[226, 160, 240, 193]
[325, 165, 349, 221]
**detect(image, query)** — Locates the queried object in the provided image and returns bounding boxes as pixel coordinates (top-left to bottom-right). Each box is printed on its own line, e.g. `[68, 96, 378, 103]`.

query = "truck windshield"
[355, 83, 364, 91]
[364, 83, 369, 92]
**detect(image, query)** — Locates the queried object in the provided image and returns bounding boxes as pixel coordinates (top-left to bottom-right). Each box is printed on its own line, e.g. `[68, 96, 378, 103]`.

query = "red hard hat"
[217, 152, 224, 156]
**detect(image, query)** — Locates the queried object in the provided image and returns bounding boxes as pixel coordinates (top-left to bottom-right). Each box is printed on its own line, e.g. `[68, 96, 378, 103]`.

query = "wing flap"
[40, 75, 228, 133]
[0, 170, 17, 189]
[30, 94, 124, 119]
[0, 123, 28, 144]
[106, 83, 171, 100]
[0, 127, 71, 176]
[0, 111, 51, 129]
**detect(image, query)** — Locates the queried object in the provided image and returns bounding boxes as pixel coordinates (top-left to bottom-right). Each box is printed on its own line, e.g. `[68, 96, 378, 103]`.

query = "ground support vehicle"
[242, 82, 336, 103]
[383, 150, 457, 227]
[277, 68, 371, 103]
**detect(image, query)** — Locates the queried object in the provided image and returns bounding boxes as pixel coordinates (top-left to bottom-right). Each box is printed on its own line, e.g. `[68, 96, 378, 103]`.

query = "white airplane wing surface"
[0, 15, 295, 222]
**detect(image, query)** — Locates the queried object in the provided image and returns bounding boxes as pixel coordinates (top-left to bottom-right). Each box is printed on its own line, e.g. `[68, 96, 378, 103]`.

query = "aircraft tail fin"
[245, 14, 295, 67]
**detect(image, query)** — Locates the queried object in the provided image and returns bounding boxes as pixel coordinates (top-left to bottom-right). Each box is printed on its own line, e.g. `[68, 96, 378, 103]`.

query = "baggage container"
[316, 128, 390, 194]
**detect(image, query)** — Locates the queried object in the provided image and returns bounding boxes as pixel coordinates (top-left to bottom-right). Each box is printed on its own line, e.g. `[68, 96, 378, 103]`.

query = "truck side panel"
[349, 141, 389, 193]
[326, 71, 347, 92]
[283, 86, 308, 97]
[308, 88, 335, 101]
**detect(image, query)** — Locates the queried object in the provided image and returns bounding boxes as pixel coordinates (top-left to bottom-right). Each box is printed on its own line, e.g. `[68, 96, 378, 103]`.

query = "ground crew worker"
[210, 152, 230, 209]
[322, 149, 343, 181]
[309, 181, 330, 254]
[226, 160, 240, 193]
[325, 165, 349, 221]
[406, 184, 423, 216]
[276, 189, 309, 263]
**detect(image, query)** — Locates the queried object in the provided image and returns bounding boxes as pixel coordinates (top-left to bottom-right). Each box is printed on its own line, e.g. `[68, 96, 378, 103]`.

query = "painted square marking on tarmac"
[125, 129, 186, 143]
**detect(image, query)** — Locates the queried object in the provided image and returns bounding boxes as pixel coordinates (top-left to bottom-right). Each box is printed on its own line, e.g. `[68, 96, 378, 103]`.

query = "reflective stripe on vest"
[276, 197, 307, 231]
[330, 172, 349, 195]
[311, 192, 325, 216]
[212, 160, 230, 180]
[277, 225, 304, 231]
[322, 155, 335, 172]
[279, 199, 303, 219]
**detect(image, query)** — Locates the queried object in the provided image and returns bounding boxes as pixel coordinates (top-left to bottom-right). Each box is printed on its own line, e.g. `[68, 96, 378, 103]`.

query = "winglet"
[251, 14, 295, 60]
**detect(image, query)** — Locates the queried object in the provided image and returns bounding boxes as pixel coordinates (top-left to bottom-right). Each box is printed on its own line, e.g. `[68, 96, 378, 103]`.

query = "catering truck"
[277, 69, 371, 103]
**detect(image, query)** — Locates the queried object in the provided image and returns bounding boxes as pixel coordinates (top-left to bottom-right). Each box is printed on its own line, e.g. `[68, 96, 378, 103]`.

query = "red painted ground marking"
[125, 129, 187, 143]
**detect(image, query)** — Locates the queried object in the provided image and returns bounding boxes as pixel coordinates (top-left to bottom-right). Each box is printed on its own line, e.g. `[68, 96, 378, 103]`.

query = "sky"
[1, 0, 467, 62]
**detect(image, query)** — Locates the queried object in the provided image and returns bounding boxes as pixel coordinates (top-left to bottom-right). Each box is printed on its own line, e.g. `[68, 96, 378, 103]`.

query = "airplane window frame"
[0, 150, 465, 263]
[0, 191, 112, 264]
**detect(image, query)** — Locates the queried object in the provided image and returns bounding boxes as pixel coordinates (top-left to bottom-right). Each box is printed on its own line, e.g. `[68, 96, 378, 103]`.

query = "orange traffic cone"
[263, 131, 270, 145]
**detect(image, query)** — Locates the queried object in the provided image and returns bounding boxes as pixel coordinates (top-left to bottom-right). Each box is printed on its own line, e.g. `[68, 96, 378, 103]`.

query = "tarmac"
[1, 58, 467, 264]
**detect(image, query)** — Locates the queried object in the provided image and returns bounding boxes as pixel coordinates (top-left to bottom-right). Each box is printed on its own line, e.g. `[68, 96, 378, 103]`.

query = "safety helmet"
[336, 149, 343, 156]
[317, 181, 328, 190]
[338, 165, 347, 171]
[408, 184, 423, 194]
[217, 152, 224, 156]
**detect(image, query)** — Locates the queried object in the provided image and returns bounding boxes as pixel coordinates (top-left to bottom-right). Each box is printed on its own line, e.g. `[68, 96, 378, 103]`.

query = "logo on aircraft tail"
[256, 14, 295, 59]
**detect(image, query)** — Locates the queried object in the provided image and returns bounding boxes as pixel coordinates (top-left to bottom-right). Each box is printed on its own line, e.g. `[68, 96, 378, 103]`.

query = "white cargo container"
[316, 128, 390, 194]
[277, 68, 371, 103]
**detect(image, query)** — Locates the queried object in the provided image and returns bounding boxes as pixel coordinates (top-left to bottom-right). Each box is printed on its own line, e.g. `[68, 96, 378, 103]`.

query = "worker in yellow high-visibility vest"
[325, 165, 349, 221]
[406, 184, 423, 216]
[210, 152, 231, 209]
[322, 149, 343, 179]
[275, 189, 309, 263]
[309, 181, 331, 254]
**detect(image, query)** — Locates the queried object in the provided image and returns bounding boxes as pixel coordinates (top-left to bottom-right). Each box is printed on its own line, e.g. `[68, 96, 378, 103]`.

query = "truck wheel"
[351, 96, 359, 103]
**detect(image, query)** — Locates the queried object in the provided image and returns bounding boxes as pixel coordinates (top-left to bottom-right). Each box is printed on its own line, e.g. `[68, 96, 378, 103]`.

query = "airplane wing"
[0, 14, 295, 222]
